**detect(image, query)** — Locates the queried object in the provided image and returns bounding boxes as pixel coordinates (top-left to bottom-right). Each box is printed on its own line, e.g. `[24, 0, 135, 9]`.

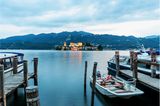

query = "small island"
[55, 42, 103, 51]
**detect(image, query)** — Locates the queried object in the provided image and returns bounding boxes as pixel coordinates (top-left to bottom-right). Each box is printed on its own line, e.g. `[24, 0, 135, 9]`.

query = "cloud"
[85, 20, 160, 36]
[0, 20, 159, 38]
[0, 0, 159, 38]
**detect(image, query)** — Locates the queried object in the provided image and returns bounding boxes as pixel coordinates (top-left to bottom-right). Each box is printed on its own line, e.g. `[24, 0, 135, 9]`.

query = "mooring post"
[26, 86, 40, 106]
[33, 58, 38, 86]
[91, 62, 97, 106]
[115, 51, 120, 77]
[23, 60, 28, 87]
[133, 52, 138, 79]
[84, 61, 87, 96]
[23, 60, 28, 106]
[130, 51, 134, 72]
[13, 57, 18, 98]
[151, 52, 156, 78]
[0, 65, 6, 106]
[13, 57, 18, 74]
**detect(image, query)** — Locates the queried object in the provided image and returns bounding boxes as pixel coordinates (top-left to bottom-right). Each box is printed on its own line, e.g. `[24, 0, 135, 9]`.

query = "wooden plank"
[0, 72, 34, 100]
[138, 60, 160, 66]
[120, 70, 160, 92]
[4, 63, 23, 74]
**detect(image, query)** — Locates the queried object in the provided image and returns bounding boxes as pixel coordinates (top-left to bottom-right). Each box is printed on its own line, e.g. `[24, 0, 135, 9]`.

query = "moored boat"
[90, 74, 144, 99]
[108, 54, 160, 78]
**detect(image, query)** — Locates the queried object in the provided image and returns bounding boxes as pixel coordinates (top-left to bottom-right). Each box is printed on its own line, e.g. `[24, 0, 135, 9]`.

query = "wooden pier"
[119, 69, 160, 92]
[0, 58, 38, 106]
[111, 51, 160, 92]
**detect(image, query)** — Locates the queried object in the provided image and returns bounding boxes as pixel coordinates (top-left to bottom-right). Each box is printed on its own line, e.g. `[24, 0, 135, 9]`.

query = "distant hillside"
[144, 35, 159, 39]
[0, 31, 159, 50]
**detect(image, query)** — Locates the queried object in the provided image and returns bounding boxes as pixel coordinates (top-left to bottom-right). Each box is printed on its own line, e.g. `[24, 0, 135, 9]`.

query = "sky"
[0, 0, 159, 38]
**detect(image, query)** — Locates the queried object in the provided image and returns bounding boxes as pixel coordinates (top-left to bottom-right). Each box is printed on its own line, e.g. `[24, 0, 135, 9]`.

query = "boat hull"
[107, 61, 160, 78]
[107, 61, 129, 76]
[90, 77, 141, 99]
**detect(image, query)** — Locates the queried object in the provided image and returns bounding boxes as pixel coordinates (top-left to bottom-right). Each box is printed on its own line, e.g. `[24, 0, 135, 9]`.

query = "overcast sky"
[0, 0, 159, 38]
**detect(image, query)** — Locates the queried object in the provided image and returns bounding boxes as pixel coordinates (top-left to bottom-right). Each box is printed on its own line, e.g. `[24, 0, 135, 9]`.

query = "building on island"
[69, 42, 83, 51]
[59, 42, 103, 51]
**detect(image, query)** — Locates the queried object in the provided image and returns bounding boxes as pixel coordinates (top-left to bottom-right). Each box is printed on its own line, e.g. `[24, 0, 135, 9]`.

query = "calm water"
[2, 50, 158, 106]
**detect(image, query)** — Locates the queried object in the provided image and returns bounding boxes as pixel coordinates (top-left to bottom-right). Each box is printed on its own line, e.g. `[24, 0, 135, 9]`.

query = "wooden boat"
[90, 75, 144, 99]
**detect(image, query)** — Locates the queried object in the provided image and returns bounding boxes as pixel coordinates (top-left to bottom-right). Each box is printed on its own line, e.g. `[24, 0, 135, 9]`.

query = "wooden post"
[0, 65, 6, 106]
[91, 62, 97, 106]
[133, 52, 138, 79]
[3, 59, 6, 70]
[13, 57, 18, 74]
[130, 51, 134, 72]
[26, 86, 40, 106]
[84, 61, 87, 96]
[13, 57, 18, 98]
[9, 58, 12, 67]
[23, 60, 28, 87]
[115, 51, 120, 77]
[23, 60, 28, 106]
[33, 58, 38, 86]
[151, 52, 156, 78]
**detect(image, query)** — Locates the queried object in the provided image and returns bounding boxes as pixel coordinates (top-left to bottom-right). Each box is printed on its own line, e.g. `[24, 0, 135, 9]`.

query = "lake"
[1, 50, 157, 106]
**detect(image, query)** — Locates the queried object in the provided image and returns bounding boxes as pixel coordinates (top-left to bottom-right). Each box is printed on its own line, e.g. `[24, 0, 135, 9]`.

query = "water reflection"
[63, 51, 83, 64]
[0, 50, 157, 106]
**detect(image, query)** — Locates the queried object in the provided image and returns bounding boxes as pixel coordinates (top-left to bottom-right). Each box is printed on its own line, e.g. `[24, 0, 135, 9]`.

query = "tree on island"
[85, 43, 93, 47]
[97, 45, 103, 50]
[55, 45, 62, 50]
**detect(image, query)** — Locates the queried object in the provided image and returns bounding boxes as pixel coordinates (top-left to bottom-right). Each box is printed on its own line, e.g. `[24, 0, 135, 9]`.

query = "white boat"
[108, 54, 160, 77]
[90, 75, 144, 99]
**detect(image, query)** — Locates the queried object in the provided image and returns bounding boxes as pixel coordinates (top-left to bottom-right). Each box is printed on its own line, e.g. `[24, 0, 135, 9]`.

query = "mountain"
[0, 31, 159, 50]
[144, 35, 159, 39]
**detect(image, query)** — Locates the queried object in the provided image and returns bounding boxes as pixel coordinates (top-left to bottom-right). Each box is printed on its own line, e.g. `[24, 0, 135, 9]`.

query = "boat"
[0, 52, 24, 70]
[136, 44, 160, 56]
[90, 74, 144, 99]
[107, 53, 160, 78]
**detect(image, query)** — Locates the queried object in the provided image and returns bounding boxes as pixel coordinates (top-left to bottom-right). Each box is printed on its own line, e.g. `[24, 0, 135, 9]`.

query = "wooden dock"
[0, 58, 38, 106]
[120, 69, 160, 92]
[0, 73, 34, 99]
[110, 51, 160, 93]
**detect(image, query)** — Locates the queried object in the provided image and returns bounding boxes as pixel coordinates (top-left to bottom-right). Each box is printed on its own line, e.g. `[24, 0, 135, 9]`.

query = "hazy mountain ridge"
[0, 31, 159, 50]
